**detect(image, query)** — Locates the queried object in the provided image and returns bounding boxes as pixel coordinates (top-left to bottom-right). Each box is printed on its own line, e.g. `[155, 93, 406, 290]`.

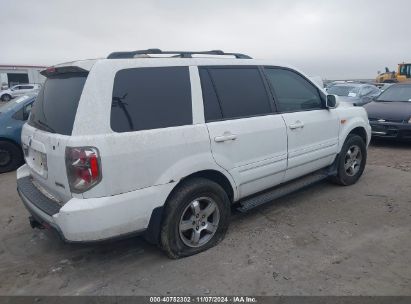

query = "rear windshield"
[29, 72, 87, 135]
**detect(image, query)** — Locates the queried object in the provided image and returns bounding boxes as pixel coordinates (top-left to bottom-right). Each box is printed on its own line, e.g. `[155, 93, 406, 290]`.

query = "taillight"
[65, 146, 101, 193]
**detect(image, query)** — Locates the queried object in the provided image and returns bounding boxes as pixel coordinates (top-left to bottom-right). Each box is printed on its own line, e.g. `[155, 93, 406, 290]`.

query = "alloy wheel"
[178, 197, 220, 248]
[344, 145, 362, 176]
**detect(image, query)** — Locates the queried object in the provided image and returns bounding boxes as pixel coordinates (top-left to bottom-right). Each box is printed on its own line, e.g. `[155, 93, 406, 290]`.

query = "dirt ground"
[0, 140, 410, 296]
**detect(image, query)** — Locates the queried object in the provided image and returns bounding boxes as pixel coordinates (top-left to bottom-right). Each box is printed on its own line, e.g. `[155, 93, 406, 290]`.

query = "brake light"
[46, 67, 56, 74]
[65, 147, 101, 193]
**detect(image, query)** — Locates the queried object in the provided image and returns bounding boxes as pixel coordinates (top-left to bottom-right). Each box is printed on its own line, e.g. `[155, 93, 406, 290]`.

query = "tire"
[1, 94, 11, 102]
[331, 134, 367, 186]
[0, 141, 24, 173]
[160, 177, 231, 259]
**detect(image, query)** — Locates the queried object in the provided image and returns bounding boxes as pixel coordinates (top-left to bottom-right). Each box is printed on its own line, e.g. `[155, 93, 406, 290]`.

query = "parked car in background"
[364, 83, 411, 141]
[327, 83, 380, 106]
[0, 94, 36, 173]
[324, 80, 347, 90]
[0, 84, 41, 102]
[16, 49, 370, 258]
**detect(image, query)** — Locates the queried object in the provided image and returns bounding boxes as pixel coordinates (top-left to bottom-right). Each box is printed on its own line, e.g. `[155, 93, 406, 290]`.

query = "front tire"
[331, 134, 367, 186]
[1, 94, 11, 102]
[160, 178, 230, 259]
[0, 141, 23, 173]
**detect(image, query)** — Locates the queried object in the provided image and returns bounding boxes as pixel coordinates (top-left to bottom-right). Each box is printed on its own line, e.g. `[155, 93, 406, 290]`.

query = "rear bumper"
[17, 182, 64, 237]
[16, 164, 174, 242]
[370, 122, 411, 140]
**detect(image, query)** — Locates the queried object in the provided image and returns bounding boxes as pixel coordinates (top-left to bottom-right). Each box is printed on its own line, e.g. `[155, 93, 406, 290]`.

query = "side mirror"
[326, 94, 338, 109]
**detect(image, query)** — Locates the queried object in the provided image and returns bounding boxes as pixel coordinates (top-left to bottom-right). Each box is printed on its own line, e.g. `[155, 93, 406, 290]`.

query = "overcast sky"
[1, 0, 410, 79]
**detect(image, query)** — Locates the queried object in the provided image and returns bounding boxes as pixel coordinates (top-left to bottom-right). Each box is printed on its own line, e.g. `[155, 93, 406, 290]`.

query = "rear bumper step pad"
[17, 176, 61, 216]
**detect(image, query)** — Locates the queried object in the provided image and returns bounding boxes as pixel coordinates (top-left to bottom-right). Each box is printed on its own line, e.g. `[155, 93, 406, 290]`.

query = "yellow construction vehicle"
[376, 63, 411, 83]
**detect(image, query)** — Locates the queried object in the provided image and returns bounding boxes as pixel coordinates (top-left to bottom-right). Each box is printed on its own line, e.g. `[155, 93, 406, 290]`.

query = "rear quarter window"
[110, 66, 192, 132]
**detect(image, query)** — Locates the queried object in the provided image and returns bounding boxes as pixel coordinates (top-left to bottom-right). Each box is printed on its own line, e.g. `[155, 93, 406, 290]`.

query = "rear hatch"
[21, 66, 90, 203]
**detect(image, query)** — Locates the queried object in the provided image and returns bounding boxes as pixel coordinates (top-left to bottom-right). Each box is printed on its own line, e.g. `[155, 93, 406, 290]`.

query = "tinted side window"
[264, 68, 323, 112]
[111, 67, 192, 132]
[204, 67, 272, 120]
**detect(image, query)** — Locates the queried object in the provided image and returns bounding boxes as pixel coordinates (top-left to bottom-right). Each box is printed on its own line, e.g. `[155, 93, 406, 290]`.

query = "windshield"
[380, 84, 393, 91]
[28, 72, 87, 135]
[376, 85, 411, 102]
[0, 95, 33, 113]
[399, 64, 411, 78]
[327, 85, 360, 97]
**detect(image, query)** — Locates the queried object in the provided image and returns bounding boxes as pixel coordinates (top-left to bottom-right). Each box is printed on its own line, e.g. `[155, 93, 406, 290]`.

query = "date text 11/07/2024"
[149, 296, 257, 303]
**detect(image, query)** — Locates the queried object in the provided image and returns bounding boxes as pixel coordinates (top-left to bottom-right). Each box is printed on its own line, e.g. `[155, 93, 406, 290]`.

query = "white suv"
[17, 49, 371, 258]
[0, 84, 41, 102]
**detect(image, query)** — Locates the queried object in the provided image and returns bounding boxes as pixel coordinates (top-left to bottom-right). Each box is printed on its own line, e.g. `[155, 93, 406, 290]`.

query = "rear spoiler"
[40, 66, 88, 77]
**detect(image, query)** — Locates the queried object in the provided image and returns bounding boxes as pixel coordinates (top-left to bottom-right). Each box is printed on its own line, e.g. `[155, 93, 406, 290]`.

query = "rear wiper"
[36, 119, 56, 133]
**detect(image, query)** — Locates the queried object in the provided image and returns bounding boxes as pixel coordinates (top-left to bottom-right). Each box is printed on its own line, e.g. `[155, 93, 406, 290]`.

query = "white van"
[17, 49, 371, 258]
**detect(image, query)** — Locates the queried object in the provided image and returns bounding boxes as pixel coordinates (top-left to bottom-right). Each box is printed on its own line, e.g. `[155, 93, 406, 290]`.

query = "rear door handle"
[214, 133, 237, 142]
[289, 120, 304, 129]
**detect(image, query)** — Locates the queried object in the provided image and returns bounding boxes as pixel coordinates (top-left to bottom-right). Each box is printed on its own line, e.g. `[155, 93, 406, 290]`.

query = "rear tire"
[160, 178, 230, 259]
[331, 134, 366, 186]
[0, 141, 23, 173]
[1, 94, 11, 102]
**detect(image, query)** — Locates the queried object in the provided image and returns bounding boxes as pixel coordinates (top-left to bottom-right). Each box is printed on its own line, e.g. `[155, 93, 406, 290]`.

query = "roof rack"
[107, 48, 252, 59]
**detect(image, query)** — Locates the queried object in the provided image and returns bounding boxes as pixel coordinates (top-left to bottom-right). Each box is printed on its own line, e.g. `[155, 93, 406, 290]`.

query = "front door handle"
[289, 120, 304, 130]
[214, 133, 237, 142]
